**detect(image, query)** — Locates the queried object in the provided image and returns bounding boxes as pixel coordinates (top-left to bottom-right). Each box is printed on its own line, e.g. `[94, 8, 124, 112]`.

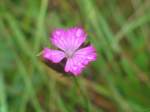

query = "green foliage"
[0, 0, 150, 112]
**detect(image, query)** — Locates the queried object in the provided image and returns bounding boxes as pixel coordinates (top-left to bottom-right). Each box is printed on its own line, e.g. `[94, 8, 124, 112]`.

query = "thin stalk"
[73, 77, 91, 112]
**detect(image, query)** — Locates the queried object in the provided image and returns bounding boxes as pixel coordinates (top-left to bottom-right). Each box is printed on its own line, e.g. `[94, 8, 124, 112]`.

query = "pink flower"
[42, 27, 97, 76]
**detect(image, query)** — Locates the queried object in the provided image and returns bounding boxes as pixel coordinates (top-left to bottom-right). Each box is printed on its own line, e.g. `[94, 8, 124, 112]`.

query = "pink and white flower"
[42, 27, 97, 76]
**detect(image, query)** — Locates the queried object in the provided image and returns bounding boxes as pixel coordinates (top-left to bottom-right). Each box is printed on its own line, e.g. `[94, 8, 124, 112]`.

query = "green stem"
[0, 72, 8, 112]
[73, 77, 91, 112]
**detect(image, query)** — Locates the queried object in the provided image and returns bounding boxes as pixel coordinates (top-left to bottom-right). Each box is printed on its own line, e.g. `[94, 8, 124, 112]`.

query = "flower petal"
[75, 45, 97, 62]
[65, 58, 83, 76]
[65, 45, 97, 76]
[51, 27, 87, 51]
[42, 48, 65, 63]
[66, 27, 87, 51]
[51, 29, 67, 51]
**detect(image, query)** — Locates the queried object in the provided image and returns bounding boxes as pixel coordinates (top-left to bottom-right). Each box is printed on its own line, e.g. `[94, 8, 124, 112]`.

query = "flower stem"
[73, 77, 91, 112]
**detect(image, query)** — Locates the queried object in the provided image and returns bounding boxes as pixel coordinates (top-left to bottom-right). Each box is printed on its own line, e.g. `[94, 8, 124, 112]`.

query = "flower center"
[65, 49, 75, 58]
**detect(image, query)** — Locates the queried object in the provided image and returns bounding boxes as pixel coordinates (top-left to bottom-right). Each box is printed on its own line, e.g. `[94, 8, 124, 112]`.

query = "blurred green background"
[0, 0, 150, 112]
